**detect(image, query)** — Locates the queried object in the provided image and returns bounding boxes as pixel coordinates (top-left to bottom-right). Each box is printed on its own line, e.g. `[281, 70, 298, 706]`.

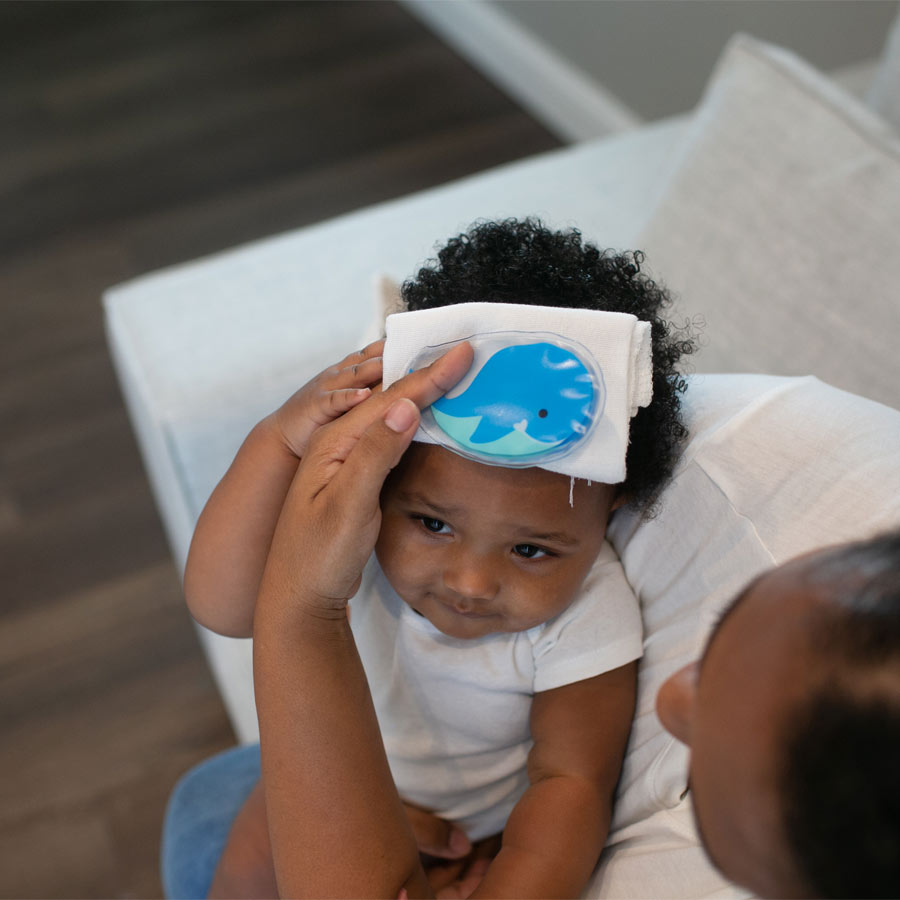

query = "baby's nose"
[442, 554, 499, 605]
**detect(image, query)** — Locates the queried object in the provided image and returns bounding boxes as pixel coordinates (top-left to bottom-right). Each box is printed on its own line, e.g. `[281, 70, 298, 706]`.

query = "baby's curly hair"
[401, 218, 696, 511]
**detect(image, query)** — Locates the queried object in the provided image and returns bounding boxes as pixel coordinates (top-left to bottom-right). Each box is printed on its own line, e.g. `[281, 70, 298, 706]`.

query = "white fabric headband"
[382, 302, 653, 484]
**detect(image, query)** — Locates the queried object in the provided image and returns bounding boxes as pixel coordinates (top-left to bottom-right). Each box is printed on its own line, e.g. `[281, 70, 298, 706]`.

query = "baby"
[185, 218, 695, 898]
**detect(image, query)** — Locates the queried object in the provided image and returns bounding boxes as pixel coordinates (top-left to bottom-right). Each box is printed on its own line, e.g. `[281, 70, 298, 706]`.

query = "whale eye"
[538, 409, 548, 418]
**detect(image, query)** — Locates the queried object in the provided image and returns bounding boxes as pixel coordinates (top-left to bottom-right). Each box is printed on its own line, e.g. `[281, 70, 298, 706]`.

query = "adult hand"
[258, 339, 474, 617]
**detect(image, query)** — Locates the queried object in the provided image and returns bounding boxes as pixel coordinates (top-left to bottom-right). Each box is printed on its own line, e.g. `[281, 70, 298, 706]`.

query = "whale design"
[430, 341, 597, 459]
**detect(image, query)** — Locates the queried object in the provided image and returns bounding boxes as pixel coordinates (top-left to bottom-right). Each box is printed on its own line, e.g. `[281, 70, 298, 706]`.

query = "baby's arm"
[473, 661, 637, 899]
[183, 341, 384, 636]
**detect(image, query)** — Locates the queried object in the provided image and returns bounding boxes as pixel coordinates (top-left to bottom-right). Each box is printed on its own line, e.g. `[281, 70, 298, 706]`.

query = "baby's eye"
[514, 544, 549, 560]
[418, 516, 450, 535]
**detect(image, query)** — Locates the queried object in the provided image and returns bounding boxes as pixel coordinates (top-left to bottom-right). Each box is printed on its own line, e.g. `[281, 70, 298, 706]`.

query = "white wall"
[494, 0, 898, 120]
[404, 0, 898, 140]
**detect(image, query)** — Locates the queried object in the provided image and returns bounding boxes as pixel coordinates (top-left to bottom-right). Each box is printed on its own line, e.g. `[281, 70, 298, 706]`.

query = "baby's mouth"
[435, 595, 493, 619]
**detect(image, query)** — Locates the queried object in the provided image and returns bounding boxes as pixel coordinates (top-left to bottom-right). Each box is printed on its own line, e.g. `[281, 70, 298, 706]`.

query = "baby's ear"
[610, 485, 629, 512]
[376, 274, 406, 327]
[359, 274, 406, 346]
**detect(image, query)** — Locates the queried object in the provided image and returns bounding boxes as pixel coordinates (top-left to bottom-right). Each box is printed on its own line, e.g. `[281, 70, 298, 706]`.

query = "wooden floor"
[0, 3, 559, 896]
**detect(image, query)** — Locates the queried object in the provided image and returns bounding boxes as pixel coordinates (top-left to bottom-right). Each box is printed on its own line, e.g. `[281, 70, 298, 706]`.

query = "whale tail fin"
[469, 417, 514, 444]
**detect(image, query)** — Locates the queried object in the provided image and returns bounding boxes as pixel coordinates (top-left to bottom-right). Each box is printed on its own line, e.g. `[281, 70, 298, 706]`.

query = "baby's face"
[376, 443, 618, 639]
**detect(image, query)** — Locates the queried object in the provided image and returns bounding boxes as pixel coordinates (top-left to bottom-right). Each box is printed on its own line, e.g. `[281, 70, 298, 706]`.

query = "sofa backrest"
[637, 35, 900, 411]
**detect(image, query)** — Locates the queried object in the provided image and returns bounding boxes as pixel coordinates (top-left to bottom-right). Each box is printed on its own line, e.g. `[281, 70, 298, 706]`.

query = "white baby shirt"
[349, 540, 643, 841]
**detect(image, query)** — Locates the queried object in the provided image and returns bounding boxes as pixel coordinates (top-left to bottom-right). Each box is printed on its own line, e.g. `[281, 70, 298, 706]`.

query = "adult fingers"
[381, 340, 473, 410]
[328, 398, 421, 522]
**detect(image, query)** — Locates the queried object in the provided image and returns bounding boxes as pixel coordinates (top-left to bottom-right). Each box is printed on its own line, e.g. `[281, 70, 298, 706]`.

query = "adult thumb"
[331, 398, 419, 514]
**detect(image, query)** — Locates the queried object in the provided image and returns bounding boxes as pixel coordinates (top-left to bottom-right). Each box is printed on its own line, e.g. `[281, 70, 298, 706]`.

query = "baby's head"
[376, 218, 694, 638]
[400, 218, 696, 510]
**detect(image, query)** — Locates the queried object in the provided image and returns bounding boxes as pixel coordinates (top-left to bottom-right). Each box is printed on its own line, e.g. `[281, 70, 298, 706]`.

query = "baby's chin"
[407, 600, 507, 640]
[409, 597, 547, 641]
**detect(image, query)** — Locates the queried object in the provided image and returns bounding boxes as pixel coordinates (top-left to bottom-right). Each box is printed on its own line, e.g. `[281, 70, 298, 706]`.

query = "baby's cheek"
[373, 539, 399, 583]
[540, 578, 583, 621]
[515, 589, 571, 630]
[376, 538, 420, 596]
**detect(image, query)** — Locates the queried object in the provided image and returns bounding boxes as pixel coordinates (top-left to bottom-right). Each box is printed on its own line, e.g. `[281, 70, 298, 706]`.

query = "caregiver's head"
[657, 531, 900, 899]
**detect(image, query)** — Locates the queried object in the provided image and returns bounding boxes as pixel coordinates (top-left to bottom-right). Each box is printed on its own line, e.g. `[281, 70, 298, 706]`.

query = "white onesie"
[349, 540, 642, 840]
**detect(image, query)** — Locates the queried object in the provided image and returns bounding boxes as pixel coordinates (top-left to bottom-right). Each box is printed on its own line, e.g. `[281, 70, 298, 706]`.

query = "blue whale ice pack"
[382, 302, 653, 483]
[411, 332, 605, 468]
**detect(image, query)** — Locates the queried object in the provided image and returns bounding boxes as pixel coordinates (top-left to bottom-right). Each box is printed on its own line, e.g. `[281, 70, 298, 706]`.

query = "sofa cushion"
[637, 35, 900, 411]
[606, 373, 900, 836]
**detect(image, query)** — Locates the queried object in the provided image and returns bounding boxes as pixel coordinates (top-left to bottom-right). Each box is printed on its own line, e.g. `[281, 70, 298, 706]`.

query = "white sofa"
[105, 35, 900, 899]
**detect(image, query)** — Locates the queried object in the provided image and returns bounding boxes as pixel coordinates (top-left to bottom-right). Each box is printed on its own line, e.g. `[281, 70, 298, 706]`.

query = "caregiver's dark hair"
[401, 218, 697, 510]
[779, 530, 900, 898]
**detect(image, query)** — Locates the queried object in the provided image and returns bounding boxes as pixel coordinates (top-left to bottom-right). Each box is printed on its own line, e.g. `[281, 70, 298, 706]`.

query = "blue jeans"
[161, 744, 261, 900]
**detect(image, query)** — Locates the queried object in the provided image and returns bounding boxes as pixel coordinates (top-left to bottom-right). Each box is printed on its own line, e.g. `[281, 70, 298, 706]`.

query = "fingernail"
[449, 828, 471, 855]
[385, 398, 417, 433]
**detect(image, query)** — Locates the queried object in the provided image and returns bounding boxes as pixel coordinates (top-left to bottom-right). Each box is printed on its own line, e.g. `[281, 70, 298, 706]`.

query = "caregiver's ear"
[656, 662, 700, 746]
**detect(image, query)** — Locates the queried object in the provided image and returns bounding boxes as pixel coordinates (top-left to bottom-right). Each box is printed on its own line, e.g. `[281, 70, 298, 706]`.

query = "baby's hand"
[425, 835, 500, 899]
[272, 340, 384, 459]
[403, 802, 471, 861]
[401, 803, 500, 900]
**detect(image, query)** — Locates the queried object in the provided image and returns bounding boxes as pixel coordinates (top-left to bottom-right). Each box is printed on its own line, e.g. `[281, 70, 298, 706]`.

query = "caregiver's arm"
[253, 342, 473, 899]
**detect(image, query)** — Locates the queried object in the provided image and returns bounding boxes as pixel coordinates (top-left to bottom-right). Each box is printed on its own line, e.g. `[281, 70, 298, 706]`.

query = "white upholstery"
[638, 36, 900, 409]
[104, 32, 900, 900]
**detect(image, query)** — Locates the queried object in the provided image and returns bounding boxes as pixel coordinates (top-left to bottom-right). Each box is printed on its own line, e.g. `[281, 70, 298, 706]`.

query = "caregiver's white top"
[349, 541, 642, 840]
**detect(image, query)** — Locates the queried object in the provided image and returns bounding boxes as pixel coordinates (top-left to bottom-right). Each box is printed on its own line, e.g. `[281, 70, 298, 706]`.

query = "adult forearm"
[247, 343, 471, 897]
[254, 596, 429, 899]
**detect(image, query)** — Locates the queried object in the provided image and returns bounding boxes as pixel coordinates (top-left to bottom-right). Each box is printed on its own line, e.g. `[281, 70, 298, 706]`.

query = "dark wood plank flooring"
[0, 2, 560, 896]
